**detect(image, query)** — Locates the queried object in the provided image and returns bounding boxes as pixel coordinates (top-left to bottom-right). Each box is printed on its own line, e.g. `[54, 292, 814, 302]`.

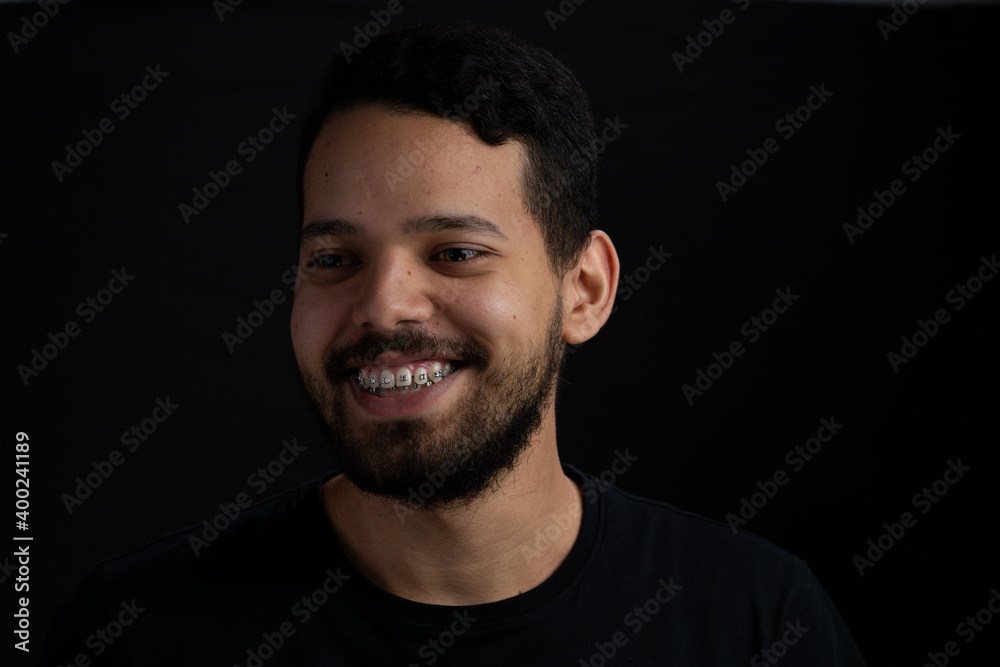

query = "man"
[42, 23, 865, 665]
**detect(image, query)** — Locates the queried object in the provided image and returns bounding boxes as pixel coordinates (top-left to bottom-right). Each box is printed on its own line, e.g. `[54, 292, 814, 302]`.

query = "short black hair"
[296, 22, 599, 274]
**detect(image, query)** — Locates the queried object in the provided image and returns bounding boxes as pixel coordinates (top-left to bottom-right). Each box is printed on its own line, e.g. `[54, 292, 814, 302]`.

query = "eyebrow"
[299, 214, 509, 246]
[299, 218, 364, 245]
[403, 214, 509, 241]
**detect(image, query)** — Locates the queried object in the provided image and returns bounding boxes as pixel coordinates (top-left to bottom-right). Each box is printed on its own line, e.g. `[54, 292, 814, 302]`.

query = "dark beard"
[298, 302, 564, 511]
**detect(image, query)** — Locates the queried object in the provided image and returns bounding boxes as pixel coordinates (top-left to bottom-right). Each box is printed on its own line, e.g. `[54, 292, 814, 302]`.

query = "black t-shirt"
[41, 465, 865, 666]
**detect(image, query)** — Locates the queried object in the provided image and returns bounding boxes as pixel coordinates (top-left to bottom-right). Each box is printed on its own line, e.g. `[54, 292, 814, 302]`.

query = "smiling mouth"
[349, 360, 460, 396]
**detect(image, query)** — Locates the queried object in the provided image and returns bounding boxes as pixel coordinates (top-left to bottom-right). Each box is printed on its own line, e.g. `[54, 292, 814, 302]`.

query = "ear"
[562, 230, 620, 345]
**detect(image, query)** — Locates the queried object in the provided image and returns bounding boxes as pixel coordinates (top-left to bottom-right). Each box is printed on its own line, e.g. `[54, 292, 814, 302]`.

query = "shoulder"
[578, 466, 804, 572]
[574, 471, 865, 663]
[575, 466, 824, 615]
[40, 475, 335, 664]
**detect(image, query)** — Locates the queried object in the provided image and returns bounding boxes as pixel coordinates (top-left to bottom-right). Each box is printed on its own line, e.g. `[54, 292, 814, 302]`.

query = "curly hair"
[296, 22, 599, 274]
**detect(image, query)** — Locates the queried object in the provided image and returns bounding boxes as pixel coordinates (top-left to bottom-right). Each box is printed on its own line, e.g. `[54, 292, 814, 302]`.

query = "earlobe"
[563, 230, 620, 345]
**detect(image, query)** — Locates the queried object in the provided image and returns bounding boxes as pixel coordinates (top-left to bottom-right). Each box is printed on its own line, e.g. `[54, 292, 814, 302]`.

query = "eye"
[432, 248, 484, 263]
[305, 253, 357, 270]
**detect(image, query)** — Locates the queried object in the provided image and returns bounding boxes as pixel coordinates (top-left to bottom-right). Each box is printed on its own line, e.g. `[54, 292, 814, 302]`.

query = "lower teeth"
[370, 382, 428, 394]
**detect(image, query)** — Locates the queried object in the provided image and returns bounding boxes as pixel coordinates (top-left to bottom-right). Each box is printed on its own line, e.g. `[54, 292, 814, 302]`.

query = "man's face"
[292, 106, 567, 509]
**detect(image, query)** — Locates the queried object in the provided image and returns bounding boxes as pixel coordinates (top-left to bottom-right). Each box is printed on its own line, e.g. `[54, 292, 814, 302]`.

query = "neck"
[321, 417, 582, 606]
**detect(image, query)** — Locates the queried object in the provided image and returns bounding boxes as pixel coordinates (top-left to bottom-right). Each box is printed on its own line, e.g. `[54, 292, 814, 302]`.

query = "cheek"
[444, 278, 548, 343]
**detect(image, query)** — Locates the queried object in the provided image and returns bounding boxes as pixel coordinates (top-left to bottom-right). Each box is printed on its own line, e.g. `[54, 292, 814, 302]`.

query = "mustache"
[325, 328, 490, 377]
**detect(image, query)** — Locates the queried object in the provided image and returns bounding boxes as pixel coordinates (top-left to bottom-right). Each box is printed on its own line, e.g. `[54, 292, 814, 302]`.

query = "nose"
[352, 252, 434, 332]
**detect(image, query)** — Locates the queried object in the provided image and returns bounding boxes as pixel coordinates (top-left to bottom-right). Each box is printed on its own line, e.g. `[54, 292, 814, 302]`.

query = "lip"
[347, 366, 464, 419]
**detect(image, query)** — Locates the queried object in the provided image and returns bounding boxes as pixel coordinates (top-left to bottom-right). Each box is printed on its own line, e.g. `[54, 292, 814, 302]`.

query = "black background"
[3, 0, 997, 664]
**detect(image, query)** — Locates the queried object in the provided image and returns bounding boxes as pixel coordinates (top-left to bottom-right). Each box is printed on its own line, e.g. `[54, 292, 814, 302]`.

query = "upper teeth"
[355, 360, 454, 392]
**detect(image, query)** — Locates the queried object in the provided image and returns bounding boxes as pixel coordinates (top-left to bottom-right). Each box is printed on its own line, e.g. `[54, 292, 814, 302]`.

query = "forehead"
[302, 107, 532, 241]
